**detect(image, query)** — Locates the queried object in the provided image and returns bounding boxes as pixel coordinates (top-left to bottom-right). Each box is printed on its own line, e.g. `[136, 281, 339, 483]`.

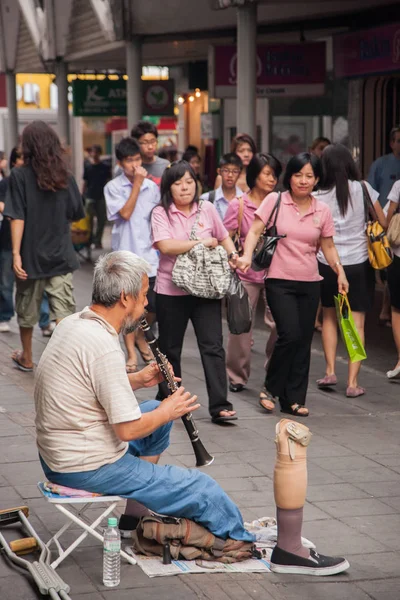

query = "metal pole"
[236, 2, 257, 140]
[6, 71, 18, 152]
[126, 37, 142, 128]
[55, 59, 70, 146]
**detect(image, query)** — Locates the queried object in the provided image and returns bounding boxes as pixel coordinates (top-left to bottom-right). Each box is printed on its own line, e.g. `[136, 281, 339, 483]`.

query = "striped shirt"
[34, 307, 142, 473]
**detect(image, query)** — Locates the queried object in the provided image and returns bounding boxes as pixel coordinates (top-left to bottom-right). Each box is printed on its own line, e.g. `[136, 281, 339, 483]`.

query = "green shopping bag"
[334, 294, 367, 363]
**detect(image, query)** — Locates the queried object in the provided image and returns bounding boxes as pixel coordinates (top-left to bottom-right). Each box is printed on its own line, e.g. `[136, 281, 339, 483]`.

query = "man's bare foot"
[11, 350, 34, 372]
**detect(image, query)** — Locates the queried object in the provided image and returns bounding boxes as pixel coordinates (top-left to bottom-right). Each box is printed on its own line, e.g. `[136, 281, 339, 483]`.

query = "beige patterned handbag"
[172, 200, 233, 299]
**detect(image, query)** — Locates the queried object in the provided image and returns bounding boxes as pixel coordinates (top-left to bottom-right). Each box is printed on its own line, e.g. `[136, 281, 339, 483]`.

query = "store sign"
[214, 43, 326, 98]
[72, 79, 175, 117]
[334, 22, 400, 78]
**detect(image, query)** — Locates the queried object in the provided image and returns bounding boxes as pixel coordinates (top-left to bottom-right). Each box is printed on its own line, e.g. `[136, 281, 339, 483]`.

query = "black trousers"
[155, 293, 232, 418]
[264, 279, 320, 408]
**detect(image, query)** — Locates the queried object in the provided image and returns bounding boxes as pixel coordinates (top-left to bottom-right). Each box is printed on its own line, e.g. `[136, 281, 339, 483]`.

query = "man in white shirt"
[104, 138, 160, 373]
[34, 250, 255, 543]
[201, 153, 243, 221]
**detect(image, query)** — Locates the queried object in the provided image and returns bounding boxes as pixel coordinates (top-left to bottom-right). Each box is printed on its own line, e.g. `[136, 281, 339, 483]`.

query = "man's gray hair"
[92, 251, 151, 307]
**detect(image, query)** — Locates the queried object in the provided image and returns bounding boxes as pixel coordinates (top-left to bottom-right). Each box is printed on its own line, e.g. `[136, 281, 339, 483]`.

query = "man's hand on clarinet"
[161, 387, 200, 421]
[129, 362, 180, 390]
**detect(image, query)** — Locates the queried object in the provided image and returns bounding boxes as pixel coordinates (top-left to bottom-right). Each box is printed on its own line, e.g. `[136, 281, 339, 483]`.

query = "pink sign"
[214, 43, 326, 98]
[334, 23, 400, 78]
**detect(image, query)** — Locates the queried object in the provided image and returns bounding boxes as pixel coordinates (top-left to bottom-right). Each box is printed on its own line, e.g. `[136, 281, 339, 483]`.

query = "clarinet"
[140, 318, 214, 467]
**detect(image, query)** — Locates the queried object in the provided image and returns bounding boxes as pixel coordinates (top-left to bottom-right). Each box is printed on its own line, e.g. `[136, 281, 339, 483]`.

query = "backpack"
[207, 190, 216, 204]
[131, 515, 259, 564]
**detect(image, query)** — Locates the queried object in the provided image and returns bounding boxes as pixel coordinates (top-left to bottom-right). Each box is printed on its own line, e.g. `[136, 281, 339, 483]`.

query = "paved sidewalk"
[0, 258, 399, 599]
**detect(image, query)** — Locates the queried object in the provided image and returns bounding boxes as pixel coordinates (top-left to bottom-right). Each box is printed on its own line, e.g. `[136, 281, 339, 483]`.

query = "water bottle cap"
[108, 517, 118, 527]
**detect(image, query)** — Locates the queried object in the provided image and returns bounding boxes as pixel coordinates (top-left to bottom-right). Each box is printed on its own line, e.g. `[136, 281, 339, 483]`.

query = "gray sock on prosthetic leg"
[276, 507, 309, 559]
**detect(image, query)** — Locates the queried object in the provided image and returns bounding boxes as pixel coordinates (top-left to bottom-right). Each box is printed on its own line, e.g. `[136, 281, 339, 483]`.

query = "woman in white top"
[315, 144, 386, 397]
[386, 180, 400, 379]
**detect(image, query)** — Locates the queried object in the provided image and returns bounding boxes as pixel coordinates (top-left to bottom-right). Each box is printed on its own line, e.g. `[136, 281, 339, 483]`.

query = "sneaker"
[0, 322, 11, 333]
[41, 322, 56, 337]
[270, 546, 350, 576]
[118, 514, 139, 539]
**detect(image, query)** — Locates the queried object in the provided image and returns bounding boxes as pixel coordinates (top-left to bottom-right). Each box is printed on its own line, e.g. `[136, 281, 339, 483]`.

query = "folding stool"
[37, 482, 137, 568]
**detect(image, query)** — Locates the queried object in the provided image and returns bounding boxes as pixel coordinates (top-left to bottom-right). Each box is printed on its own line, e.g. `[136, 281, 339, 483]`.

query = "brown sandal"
[280, 403, 309, 418]
[259, 388, 277, 414]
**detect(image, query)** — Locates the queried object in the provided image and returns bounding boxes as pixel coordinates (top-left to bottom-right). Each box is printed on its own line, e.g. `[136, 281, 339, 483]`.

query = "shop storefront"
[212, 42, 331, 166]
[334, 22, 400, 176]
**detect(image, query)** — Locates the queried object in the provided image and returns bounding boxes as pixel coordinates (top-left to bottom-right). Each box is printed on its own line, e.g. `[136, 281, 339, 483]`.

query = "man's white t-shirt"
[315, 181, 379, 266]
[34, 308, 142, 473]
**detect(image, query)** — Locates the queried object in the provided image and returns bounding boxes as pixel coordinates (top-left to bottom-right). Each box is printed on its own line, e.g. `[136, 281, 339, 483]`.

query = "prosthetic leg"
[270, 419, 349, 576]
[273, 419, 311, 511]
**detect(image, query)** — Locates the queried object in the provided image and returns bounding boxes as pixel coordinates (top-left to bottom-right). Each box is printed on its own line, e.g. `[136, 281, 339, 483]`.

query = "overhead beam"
[17, 0, 42, 51]
[89, 0, 117, 42]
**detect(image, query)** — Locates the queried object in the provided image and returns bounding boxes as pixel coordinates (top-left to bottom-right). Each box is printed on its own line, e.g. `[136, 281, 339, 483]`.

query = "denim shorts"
[40, 400, 254, 542]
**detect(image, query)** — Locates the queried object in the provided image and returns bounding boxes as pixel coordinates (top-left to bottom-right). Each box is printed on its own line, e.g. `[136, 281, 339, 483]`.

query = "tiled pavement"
[0, 256, 399, 599]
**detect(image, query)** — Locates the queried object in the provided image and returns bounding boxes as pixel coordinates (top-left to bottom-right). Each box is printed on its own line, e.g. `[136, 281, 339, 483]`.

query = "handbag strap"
[237, 195, 244, 238]
[189, 199, 205, 241]
[361, 181, 378, 223]
[265, 191, 282, 230]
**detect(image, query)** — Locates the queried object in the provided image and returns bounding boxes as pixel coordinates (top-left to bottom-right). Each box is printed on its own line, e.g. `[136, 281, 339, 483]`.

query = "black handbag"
[252, 192, 286, 272]
[226, 272, 252, 335]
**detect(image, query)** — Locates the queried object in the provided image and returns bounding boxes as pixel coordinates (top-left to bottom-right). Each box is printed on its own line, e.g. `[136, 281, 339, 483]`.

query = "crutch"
[0, 506, 72, 599]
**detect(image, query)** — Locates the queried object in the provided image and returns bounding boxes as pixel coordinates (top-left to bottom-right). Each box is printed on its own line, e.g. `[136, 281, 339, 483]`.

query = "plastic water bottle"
[103, 517, 121, 587]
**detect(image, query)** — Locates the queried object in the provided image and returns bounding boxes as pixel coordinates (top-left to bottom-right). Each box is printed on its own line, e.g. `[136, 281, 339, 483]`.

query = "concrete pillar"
[236, 2, 257, 140]
[55, 59, 70, 146]
[6, 71, 18, 151]
[126, 37, 142, 128]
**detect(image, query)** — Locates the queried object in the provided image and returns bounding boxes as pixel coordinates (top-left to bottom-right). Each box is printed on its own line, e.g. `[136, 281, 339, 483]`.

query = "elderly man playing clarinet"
[34, 250, 349, 576]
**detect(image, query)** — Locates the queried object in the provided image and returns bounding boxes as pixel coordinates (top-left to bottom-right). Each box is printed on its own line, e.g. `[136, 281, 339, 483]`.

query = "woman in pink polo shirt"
[223, 153, 281, 394]
[238, 153, 349, 417]
[151, 161, 239, 424]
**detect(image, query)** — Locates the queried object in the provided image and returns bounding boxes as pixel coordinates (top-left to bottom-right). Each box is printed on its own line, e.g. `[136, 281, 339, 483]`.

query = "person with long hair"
[214, 133, 257, 193]
[151, 161, 239, 424]
[314, 144, 386, 397]
[223, 153, 280, 395]
[3, 121, 84, 371]
[238, 153, 348, 417]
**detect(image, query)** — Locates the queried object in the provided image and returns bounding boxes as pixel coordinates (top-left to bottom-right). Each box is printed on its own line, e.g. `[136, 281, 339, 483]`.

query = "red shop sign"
[334, 23, 400, 78]
[214, 43, 326, 98]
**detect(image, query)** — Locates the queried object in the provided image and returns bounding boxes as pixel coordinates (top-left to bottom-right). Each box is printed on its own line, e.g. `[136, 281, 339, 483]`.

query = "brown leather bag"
[131, 515, 256, 563]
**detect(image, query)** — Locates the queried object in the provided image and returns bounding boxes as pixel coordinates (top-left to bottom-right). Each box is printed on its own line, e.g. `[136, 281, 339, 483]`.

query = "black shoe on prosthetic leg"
[270, 546, 350, 576]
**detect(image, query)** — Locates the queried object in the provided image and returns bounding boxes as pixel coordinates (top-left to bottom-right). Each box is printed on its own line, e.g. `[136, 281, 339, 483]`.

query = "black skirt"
[318, 259, 375, 312]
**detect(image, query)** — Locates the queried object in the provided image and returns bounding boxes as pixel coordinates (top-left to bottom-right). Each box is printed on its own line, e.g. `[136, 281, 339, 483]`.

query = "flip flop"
[126, 362, 138, 374]
[316, 374, 337, 389]
[346, 386, 365, 398]
[211, 413, 238, 425]
[11, 352, 33, 372]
